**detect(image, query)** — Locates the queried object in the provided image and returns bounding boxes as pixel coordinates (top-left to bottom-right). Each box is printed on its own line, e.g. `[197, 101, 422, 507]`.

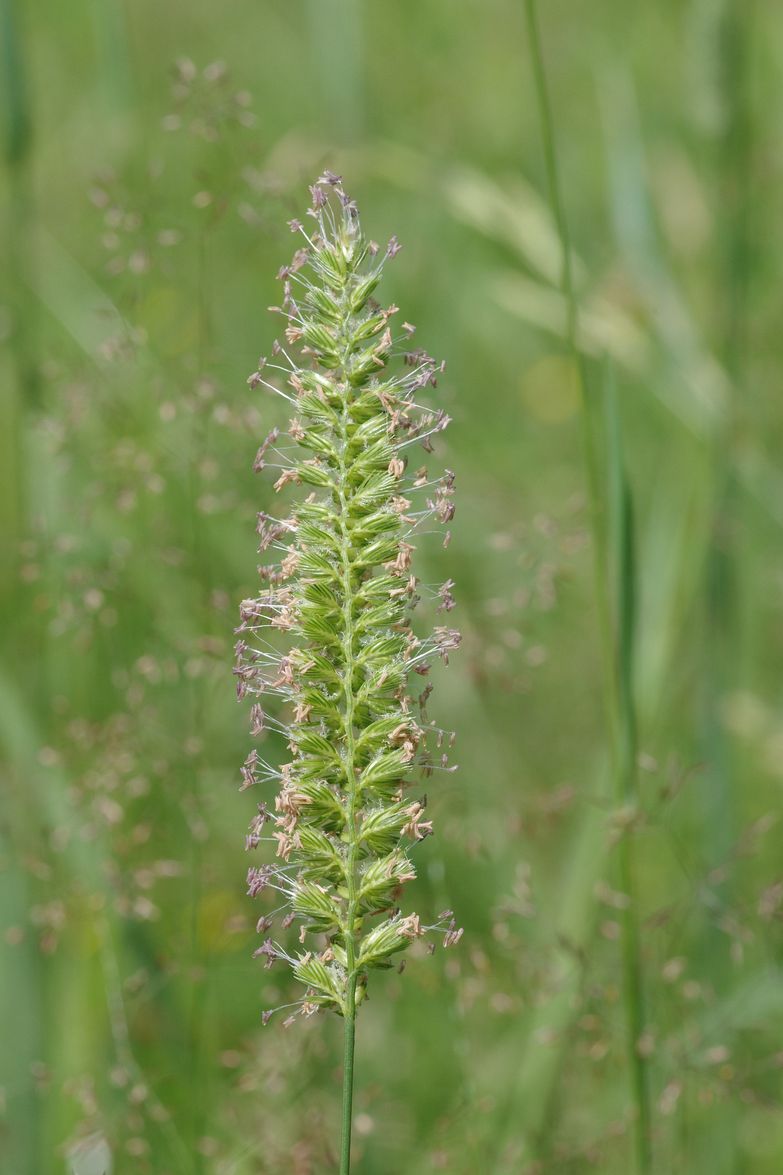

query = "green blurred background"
[2, 1, 783, 1171]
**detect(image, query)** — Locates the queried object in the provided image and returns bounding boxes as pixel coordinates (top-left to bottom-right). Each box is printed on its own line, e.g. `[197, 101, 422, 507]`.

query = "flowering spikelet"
[235, 174, 462, 1025]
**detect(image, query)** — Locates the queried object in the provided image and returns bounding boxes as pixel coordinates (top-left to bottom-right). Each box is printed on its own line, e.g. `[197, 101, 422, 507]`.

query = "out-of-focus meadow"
[2, 1, 783, 1171]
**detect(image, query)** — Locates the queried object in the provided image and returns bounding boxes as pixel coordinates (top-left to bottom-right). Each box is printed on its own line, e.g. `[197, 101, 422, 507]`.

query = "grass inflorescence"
[235, 174, 462, 1171]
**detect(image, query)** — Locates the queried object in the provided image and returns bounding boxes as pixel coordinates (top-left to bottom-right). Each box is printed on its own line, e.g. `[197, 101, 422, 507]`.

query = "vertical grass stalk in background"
[0, 687, 51, 1174]
[236, 176, 461, 1173]
[696, 7, 753, 1168]
[602, 366, 650, 1171]
[524, 3, 652, 1169]
[699, 0, 752, 870]
[0, 18, 42, 1158]
[89, 0, 133, 113]
[1, 0, 36, 599]
[698, 0, 751, 893]
[306, 0, 363, 143]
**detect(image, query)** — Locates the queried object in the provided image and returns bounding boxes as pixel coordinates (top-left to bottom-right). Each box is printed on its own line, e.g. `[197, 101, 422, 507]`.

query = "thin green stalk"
[694, 6, 753, 1168]
[337, 397, 361, 1175]
[604, 370, 651, 1173]
[524, 3, 652, 1168]
[699, 0, 752, 869]
[1, 0, 36, 601]
[339, 985, 357, 1174]
[719, 0, 752, 386]
[699, 0, 751, 876]
[2, 0, 36, 405]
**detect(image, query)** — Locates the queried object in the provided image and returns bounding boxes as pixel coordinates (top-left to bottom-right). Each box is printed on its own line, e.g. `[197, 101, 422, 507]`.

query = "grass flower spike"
[235, 174, 461, 1170]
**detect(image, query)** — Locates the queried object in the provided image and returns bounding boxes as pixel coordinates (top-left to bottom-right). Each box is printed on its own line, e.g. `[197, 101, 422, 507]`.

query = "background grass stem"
[524, 3, 652, 1168]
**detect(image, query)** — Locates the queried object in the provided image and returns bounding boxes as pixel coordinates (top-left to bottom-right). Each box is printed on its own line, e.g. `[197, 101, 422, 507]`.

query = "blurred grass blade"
[0, 670, 193, 1168]
[523, 3, 651, 1167]
[597, 63, 729, 439]
[30, 229, 129, 364]
[691, 7, 754, 1166]
[0, 836, 43, 1172]
[492, 271, 650, 373]
[635, 449, 712, 721]
[444, 164, 582, 287]
[602, 362, 652, 1172]
[1, 0, 35, 581]
[494, 785, 608, 1153]
[0, 669, 85, 1172]
[0, 669, 103, 886]
[89, 0, 133, 112]
[1, 0, 31, 166]
[306, 0, 363, 142]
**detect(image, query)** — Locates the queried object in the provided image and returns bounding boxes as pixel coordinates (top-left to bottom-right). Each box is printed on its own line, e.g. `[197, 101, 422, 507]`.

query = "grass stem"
[604, 370, 651, 1173]
[337, 321, 362, 1175]
[339, 980, 358, 1175]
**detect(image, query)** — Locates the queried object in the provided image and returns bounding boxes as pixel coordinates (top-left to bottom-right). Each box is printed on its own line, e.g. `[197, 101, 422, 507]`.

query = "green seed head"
[236, 174, 462, 1027]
